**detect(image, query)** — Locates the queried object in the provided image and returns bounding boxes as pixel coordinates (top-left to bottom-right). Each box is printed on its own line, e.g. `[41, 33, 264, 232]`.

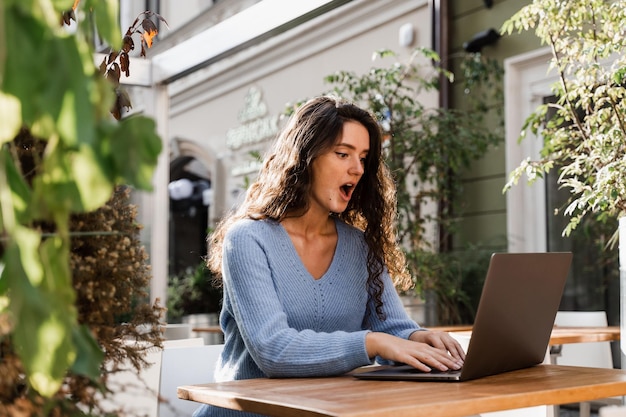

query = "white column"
[143, 84, 170, 309]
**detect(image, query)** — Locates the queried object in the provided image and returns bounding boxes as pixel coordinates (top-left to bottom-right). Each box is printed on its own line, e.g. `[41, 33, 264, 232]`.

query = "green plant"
[410, 244, 492, 324]
[0, 0, 165, 414]
[167, 263, 222, 321]
[321, 48, 503, 323]
[502, 0, 626, 236]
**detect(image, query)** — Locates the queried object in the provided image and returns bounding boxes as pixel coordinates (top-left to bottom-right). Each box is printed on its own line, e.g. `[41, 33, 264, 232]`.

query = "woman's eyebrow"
[335, 142, 369, 153]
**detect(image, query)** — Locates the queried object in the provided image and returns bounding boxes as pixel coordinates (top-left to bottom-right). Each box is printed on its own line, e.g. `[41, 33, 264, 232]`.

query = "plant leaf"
[110, 116, 162, 190]
[93, 0, 122, 50]
[32, 141, 112, 215]
[71, 145, 115, 211]
[2, 7, 46, 124]
[4, 227, 77, 397]
[71, 325, 104, 378]
[0, 92, 21, 145]
[1, 148, 32, 225]
[52, 36, 96, 147]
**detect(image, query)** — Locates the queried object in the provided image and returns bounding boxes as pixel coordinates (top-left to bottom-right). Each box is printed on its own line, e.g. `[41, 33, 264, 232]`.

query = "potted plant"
[167, 263, 222, 319]
[167, 263, 223, 343]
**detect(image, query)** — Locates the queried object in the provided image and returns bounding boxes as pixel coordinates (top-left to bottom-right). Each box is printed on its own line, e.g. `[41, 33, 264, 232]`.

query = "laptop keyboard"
[407, 367, 463, 376]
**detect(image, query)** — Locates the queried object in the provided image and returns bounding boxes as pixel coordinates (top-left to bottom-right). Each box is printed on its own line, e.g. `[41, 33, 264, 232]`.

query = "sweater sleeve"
[221, 221, 373, 378]
[366, 268, 424, 340]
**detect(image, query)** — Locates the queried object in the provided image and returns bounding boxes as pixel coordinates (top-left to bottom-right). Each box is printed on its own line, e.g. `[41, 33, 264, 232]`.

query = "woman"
[194, 96, 464, 417]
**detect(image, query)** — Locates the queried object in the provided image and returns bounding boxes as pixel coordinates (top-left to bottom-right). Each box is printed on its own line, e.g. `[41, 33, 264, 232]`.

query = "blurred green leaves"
[0, 0, 162, 401]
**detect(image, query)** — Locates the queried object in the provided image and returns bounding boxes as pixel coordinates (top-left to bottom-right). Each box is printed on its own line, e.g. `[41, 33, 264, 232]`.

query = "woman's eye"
[336, 152, 348, 158]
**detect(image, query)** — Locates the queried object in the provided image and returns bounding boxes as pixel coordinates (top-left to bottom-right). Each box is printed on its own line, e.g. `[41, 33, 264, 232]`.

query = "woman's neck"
[281, 210, 335, 238]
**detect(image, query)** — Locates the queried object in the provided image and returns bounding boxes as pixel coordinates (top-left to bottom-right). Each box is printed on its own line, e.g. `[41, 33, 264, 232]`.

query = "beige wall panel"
[451, 0, 538, 58]
[460, 177, 506, 215]
[455, 212, 508, 249]
[451, 0, 505, 17]
[462, 145, 506, 179]
[449, 0, 537, 251]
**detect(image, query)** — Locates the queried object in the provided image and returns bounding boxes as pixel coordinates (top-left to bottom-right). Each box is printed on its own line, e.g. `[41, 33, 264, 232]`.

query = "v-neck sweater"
[193, 218, 422, 417]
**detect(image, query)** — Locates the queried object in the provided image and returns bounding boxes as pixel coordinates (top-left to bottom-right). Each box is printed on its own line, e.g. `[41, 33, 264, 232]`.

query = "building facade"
[120, 0, 619, 329]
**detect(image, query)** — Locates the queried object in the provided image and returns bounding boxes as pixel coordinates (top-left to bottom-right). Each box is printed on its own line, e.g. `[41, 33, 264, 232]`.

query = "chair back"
[158, 343, 225, 417]
[554, 311, 613, 368]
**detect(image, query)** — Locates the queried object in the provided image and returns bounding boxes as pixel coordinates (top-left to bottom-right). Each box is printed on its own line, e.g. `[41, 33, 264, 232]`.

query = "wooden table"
[177, 364, 626, 417]
[192, 326, 223, 334]
[190, 325, 621, 344]
[448, 326, 620, 346]
[549, 326, 620, 345]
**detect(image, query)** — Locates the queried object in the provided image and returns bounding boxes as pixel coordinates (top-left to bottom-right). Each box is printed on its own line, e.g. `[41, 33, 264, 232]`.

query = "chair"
[98, 338, 224, 417]
[97, 342, 163, 417]
[553, 311, 622, 417]
[158, 343, 224, 417]
[601, 405, 626, 416]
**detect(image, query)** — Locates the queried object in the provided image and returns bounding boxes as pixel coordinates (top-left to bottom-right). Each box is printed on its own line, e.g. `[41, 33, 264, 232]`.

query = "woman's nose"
[349, 157, 364, 175]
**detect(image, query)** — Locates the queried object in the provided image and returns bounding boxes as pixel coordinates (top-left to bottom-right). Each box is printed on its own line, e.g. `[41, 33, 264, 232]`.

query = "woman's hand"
[365, 331, 465, 372]
[409, 330, 465, 362]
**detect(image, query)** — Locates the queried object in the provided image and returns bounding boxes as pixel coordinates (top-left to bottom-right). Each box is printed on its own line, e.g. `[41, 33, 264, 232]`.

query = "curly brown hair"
[207, 95, 411, 320]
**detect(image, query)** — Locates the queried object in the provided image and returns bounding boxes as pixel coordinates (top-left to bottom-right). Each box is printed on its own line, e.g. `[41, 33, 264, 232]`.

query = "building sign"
[231, 160, 264, 177]
[226, 87, 279, 151]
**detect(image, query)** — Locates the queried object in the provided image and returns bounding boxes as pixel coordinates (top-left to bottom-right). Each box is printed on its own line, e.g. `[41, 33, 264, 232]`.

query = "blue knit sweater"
[193, 218, 421, 417]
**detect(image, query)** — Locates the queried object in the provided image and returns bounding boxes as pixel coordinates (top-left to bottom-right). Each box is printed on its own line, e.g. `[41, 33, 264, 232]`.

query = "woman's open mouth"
[340, 183, 355, 201]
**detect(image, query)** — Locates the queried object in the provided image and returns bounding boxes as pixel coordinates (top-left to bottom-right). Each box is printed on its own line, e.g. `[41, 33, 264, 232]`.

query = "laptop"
[354, 252, 573, 382]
